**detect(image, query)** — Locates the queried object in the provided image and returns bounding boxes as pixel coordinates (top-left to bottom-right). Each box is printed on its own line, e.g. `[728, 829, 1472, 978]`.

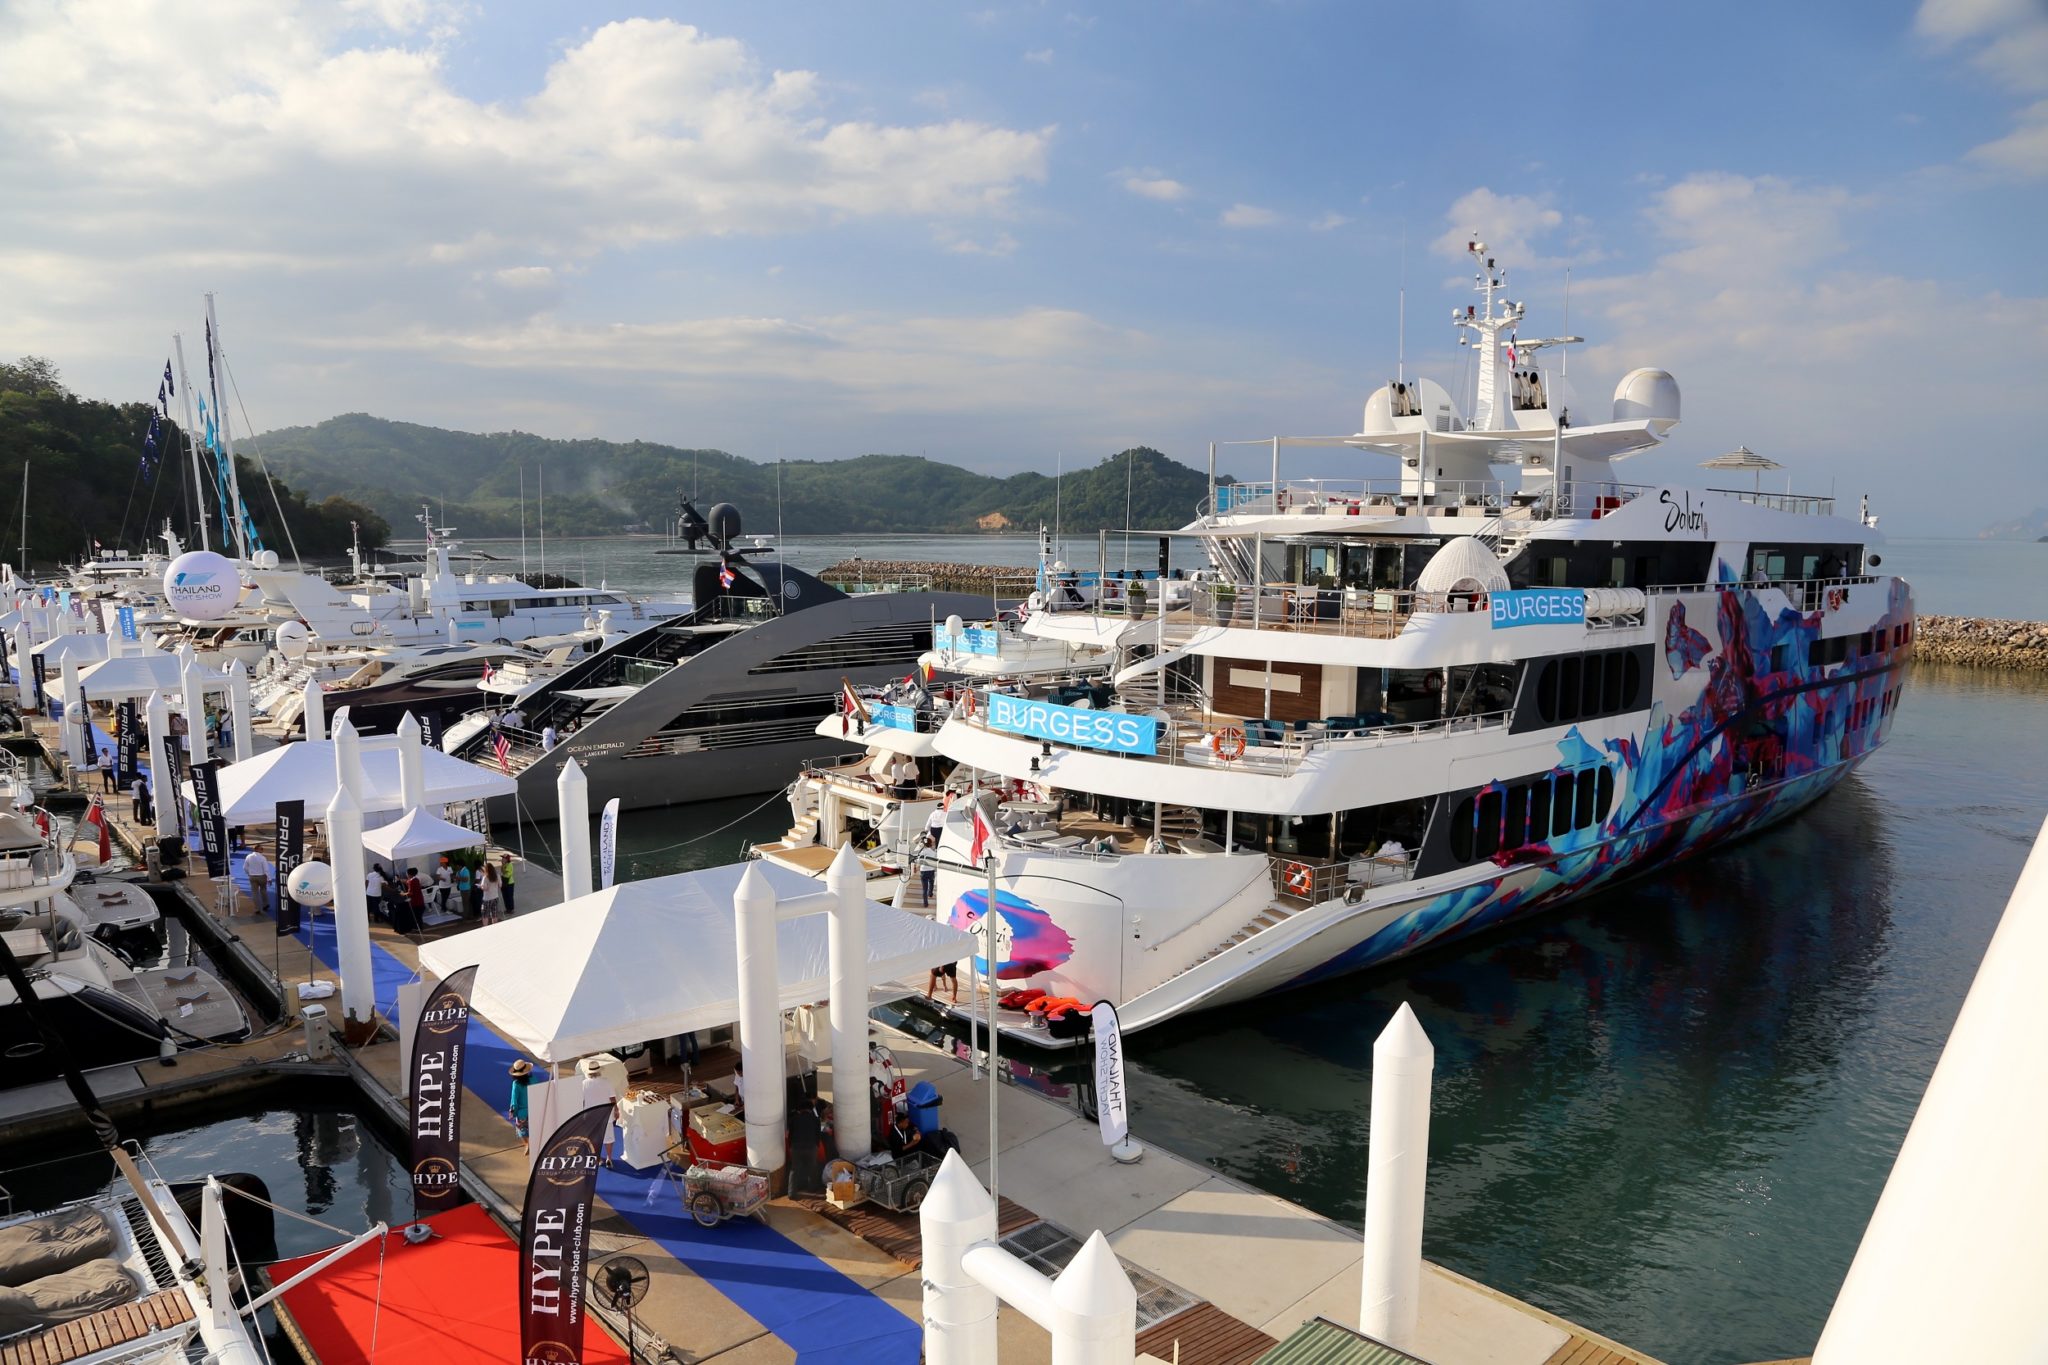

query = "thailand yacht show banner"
[1092, 1000, 1131, 1148]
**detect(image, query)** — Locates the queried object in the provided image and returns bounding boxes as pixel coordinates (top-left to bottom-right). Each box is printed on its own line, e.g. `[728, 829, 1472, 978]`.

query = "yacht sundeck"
[907, 243, 1913, 1040]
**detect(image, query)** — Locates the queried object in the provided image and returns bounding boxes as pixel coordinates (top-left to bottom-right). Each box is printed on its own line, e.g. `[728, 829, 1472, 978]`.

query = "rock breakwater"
[822, 559, 1032, 595]
[1914, 615, 2048, 672]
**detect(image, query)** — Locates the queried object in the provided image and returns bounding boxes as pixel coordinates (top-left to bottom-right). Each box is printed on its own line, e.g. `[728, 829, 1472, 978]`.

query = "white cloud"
[492, 266, 555, 288]
[1560, 172, 2045, 533]
[1123, 174, 1190, 202]
[1433, 188, 1564, 264]
[1309, 211, 1351, 231]
[0, 6, 1053, 263]
[1023, 47, 1054, 64]
[1916, 0, 2048, 175]
[1220, 203, 1278, 228]
[933, 227, 1021, 257]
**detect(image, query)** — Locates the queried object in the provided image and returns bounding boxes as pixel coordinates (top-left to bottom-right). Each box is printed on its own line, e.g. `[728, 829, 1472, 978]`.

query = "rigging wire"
[223, 359, 304, 568]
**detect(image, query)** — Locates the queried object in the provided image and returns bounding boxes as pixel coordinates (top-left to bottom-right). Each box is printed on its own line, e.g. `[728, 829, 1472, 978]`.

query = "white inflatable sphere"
[943, 614, 965, 638]
[287, 860, 335, 907]
[252, 549, 280, 570]
[274, 620, 311, 661]
[162, 550, 241, 622]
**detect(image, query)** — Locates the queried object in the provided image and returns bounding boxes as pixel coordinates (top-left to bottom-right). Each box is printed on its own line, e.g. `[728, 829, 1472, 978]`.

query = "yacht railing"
[1706, 488, 1837, 516]
[954, 688, 1509, 775]
[1268, 850, 1417, 903]
[1172, 580, 1494, 640]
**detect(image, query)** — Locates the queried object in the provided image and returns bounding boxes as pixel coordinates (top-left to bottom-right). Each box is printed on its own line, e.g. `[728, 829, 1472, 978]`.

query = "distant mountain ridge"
[1977, 507, 2048, 542]
[254, 413, 1223, 538]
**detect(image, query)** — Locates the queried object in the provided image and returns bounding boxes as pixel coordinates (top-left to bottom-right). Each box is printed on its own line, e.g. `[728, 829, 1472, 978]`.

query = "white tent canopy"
[34, 634, 111, 668]
[361, 805, 486, 863]
[69, 651, 226, 705]
[418, 860, 976, 1064]
[184, 734, 517, 824]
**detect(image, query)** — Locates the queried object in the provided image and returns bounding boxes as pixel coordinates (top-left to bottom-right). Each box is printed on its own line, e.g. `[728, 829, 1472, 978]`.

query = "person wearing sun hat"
[508, 1059, 533, 1148]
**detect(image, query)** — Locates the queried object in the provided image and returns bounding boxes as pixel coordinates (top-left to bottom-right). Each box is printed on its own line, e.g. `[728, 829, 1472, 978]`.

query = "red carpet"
[271, 1204, 630, 1363]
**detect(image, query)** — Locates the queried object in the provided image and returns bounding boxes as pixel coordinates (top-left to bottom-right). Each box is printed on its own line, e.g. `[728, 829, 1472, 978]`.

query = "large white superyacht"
[903, 244, 1914, 1039]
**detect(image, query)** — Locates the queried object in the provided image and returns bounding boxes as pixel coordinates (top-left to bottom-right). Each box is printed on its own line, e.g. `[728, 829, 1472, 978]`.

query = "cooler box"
[907, 1080, 943, 1137]
[686, 1106, 747, 1164]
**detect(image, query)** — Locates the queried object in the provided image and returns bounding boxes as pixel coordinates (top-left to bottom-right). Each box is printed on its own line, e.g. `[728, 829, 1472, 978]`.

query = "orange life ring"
[1284, 861, 1313, 896]
[962, 690, 977, 718]
[1215, 727, 1247, 762]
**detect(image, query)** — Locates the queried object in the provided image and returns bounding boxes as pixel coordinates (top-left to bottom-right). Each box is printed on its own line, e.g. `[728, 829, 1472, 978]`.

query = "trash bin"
[907, 1080, 943, 1136]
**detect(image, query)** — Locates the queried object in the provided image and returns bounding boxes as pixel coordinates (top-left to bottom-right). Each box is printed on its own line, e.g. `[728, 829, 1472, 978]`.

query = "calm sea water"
[243, 535, 2048, 1362]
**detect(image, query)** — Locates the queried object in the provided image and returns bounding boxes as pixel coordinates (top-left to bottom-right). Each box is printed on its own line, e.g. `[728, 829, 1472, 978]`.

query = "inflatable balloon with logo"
[162, 550, 242, 622]
[287, 860, 335, 907]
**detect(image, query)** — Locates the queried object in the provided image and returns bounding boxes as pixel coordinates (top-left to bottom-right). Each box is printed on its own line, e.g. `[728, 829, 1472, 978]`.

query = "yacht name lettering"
[984, 692, 1158, 755]
[1489, 589, 1587, 629]
[1660, 489, 1708, 535]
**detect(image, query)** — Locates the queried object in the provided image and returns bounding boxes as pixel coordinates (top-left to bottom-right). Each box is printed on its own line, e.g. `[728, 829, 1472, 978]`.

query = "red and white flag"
[968, 803, 994, 865]
[492, 732, 511, 774]
[83, 797, 111, 865]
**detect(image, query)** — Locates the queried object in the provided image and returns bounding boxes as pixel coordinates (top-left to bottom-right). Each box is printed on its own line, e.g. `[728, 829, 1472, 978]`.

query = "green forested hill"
[0, 358, 384, 568]
[255, 412, 1223, 537]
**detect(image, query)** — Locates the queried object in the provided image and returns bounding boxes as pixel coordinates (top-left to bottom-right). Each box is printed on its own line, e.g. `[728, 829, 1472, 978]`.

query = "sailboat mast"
[519, 464, 528, 577]
[18, 463, 27, 569]
[204, 294, 247, 557]
[538, 464, 546, 584]
[172, 334, 208, 551]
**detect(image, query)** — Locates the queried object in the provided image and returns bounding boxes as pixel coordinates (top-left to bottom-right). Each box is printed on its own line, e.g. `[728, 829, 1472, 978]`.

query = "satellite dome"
[1612, 368, 1681, 430]
[707, 503, 742, 547]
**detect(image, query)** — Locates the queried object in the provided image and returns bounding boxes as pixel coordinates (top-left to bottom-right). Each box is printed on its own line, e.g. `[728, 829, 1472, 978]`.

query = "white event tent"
[69, 651, 226, 706]
[360, 805, 486, 863]
[31, 635, 110, 669]
[183, 733, 517, 824]
[417, 860, 975, 1064]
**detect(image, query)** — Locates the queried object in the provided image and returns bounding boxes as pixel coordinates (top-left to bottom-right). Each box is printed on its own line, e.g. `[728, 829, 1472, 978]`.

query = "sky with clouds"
[2, 0, 2043, 534]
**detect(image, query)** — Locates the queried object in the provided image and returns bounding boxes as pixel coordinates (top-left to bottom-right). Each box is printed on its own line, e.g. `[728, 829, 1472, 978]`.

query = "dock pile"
[821, 559, 1032, 595]
[1914, 615, 2048, 672]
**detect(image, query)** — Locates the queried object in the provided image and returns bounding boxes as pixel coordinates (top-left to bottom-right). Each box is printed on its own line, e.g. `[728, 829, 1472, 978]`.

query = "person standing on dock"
[507, 1059, 533, 1150]
[96, 743, 114, 793]
[498, 854, 517, 915]
[479, 861, 503, 924]
[243, 846, 272, 919]
[129, 773, 150, 825]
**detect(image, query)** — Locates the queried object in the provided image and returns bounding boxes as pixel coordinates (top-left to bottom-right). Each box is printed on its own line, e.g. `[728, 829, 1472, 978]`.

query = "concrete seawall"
[822, 558, 1032, 595]
[1913, 616, 2048, 672]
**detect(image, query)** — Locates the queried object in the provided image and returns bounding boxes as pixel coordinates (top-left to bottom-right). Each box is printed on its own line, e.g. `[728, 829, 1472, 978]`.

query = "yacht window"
[1574, 769, 1598, 827]
[1527, 779, 1552, 839]
[1474, 789, 1503, 859]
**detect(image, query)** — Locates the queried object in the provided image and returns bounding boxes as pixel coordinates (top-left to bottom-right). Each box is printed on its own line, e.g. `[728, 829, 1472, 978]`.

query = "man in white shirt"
[243, 847, 273, 919]
[365, 864, 386, 918]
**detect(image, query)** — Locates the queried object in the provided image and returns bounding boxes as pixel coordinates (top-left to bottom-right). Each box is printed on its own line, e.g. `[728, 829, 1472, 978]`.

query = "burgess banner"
[520, 1103, 612, 1365]
[190, 759, 228, 877]
[408, 965, 478, 1221]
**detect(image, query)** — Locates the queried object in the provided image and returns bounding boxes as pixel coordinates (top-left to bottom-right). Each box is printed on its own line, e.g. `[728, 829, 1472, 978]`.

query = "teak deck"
[0, 1288, 194, 1365]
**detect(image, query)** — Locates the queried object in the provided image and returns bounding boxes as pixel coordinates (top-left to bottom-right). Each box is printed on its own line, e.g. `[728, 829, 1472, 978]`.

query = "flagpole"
[985, 848, 1000, 1205]
[172, 335, 208, 552]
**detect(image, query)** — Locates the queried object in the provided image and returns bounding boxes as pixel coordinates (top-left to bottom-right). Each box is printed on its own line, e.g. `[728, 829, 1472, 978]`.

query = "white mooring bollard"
[1360, 1001, 1434, 1352]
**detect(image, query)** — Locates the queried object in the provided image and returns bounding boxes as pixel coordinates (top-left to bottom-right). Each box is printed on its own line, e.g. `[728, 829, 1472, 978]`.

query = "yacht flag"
[968, 802, 994, 865]
[1091, 1000, 1130, 1148]
[519, 1104, 611, 1365]
[492, 732, 512, 775]
[82, 797, 112, 866]
[598, 798, 620, 889]
[408, 964, 478, 1222]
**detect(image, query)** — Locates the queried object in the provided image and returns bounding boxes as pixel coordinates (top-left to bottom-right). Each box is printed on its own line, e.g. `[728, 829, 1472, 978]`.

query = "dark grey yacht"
[450, 506, 990, 817]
